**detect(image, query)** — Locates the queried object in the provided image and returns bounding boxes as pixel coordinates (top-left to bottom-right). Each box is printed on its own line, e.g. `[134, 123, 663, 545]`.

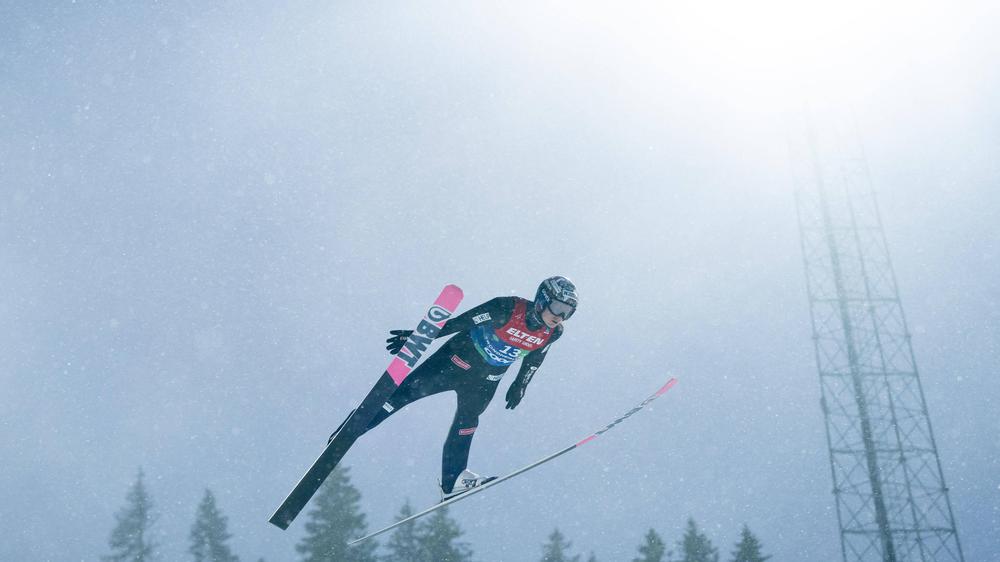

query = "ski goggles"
[546, 299, 576, 320]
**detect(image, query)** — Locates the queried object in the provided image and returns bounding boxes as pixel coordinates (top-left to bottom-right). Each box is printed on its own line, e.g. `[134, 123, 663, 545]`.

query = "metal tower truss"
[790, 115, 964, 562]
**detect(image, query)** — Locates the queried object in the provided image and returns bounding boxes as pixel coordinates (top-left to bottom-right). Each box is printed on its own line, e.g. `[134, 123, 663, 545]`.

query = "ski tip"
[436, 284, 464, 310]
[656, 378, 678, 396]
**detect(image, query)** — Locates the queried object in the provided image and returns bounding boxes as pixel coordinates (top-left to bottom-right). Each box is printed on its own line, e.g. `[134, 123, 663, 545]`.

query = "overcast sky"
[2, 1, 998, 561]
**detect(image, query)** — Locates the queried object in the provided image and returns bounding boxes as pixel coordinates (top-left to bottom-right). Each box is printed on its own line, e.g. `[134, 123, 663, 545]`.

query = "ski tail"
[349, 376, 678, 545]
[268, 284, 464, 530]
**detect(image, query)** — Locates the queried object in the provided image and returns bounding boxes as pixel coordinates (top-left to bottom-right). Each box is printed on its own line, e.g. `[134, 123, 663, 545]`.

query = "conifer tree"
[633, 528, 666, 562]
[416, 505, 473, 562]
[540, 528, 580, 562]
[382, 499, 421, 561]
[189, 489, 240, 562]
[729, 525, 770, 562]
[104, 468, 158, 562]
[295, 466, 377, 562]
[676, 518, 719, 562]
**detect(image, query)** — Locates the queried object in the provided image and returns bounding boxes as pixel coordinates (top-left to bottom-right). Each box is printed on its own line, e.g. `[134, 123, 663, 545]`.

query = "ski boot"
[440, 469, 498, 501]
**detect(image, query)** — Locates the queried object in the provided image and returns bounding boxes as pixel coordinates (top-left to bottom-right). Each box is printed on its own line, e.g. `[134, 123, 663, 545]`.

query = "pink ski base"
[386, 284, 464, 385]
[434, 284, 464, 320]
[387, 358, 411, 385]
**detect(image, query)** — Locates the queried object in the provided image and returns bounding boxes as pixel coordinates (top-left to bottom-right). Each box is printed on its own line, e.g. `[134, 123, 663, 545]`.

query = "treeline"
[103, 467, 770, 561]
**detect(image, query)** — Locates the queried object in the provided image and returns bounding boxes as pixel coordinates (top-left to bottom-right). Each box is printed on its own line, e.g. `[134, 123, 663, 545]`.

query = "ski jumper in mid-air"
[330, 276, 579, 500]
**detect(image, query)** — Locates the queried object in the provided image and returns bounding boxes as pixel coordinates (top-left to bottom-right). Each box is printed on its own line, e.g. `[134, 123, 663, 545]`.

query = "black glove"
[385, 329, 412, 355]
[505, 380, 527, 410]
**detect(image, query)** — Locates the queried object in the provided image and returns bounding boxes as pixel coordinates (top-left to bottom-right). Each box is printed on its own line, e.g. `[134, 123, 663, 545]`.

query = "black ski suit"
[361, 296, 563, 493]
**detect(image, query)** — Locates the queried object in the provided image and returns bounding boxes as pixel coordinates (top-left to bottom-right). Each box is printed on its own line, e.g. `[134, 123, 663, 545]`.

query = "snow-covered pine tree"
[540, 528, 580, 562]
[415, 505, 473, 562]
[382, 499, 421, 562]
[189, 489, 240, 562]
[633, 528, 666, 562]
[676, 518, 719, 562]
[728, 525, 770, 562]
[103, 468, 158, 562]
[294, 466, 377, 562]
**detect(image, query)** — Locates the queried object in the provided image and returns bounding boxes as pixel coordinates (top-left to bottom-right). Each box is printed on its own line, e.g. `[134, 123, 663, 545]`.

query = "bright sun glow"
[563, 0, 957, 106]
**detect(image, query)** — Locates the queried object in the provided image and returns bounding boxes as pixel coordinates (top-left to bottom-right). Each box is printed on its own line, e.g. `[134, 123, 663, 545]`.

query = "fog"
[2, 1, 998, 560]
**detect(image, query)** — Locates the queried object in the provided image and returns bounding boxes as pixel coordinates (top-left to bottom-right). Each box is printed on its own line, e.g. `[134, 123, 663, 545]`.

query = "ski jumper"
[361, 296, 563, 493]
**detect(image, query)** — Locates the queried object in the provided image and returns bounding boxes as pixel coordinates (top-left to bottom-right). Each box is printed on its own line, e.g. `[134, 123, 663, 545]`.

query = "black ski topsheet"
[349, 377, 678, 545]
[268, 285, 465, 530]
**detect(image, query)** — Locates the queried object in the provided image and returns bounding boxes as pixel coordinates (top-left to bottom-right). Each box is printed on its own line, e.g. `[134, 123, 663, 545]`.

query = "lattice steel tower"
[790, 115, 964, 562]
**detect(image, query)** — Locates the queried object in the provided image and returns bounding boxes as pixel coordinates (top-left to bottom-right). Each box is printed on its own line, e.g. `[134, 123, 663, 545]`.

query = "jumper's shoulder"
[482, 296, 517, 317]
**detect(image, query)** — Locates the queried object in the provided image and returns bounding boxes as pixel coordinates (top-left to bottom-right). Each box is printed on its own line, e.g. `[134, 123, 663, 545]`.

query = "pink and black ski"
[268, 284, 465, 530]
